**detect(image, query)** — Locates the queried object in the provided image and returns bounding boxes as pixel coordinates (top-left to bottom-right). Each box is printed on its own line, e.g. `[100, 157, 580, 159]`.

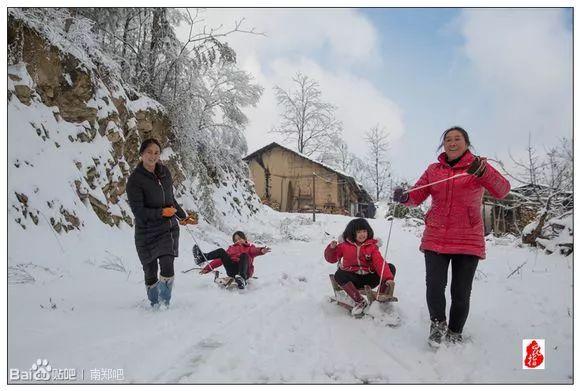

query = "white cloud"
[201, 8, 380, 68]
[185, 8, 403, 158]
[458, 9, 572, 144]
[173, 8, 572, 188]
[267, 58, 404, 156]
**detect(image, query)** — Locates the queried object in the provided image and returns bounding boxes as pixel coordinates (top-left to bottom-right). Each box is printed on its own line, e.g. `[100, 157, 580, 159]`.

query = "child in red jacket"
[194, 231, 271, 289]
[324, 218, 396, 316]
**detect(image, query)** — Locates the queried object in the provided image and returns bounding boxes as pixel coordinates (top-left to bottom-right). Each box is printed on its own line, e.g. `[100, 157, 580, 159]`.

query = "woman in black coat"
[126, 138, 196, 307]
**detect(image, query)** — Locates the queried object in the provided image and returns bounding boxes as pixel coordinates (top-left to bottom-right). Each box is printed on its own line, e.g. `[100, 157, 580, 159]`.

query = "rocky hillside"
[8, 12, 262, 241]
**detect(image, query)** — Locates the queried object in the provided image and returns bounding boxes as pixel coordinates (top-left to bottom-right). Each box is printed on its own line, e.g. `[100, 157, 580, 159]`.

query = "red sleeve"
[202, 259, 223, 273]
[370, 246, 393, 281]
[324, 243, 342, 264]
[248, 244, 264, 257]
[405, 167, 432, 206]
[476, 162, 511, 199]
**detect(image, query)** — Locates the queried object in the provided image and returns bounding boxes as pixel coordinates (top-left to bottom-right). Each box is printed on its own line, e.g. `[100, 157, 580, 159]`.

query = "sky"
[181, 7, 573, 185]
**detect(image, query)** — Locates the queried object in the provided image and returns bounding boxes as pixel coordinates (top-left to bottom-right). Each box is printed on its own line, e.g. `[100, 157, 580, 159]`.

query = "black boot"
[234, 275, 246, 289]
[192, 245, 205, 265]
[428, 320, 447, 348]
[445, 330, 463, 344]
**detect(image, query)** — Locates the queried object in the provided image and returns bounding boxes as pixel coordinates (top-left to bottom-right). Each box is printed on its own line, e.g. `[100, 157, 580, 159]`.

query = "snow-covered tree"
[75, 8, 258, 102]
[499, 136, 572, 248]
[168, 60, 262, 222]
[271, 73, 342, 158]
[20, 8, 265, 223]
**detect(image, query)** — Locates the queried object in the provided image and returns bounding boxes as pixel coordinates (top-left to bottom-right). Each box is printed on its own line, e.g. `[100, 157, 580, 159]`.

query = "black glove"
[392, 187, 409, 203]
[467, 156, 487, 177]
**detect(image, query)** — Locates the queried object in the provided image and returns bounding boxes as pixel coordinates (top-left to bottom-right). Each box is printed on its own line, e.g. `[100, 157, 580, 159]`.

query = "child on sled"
[194, 231, 271, 289]
[324, 218, 396, 317]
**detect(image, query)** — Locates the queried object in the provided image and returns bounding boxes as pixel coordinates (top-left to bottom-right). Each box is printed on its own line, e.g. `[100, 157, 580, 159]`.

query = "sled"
[328, 274, 401, 326]
[213, 271, 235, 289]
[213, 271, 253, 289]
[329, 274, 398, 304]
[364, 280, 398, 303]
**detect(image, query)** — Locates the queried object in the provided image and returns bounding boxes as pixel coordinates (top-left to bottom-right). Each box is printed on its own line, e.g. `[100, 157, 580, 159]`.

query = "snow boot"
[428, 320, 447, 348]
[158, 276, 174, 306]
[192, 245, 205, 265]
[146, 282, 159, 307]
[445, 330, 463, 344]
[234, 274, 246, 289]
[351, 300, 368, 318]
[341, 281, 367, 318]
[376, 280, 395, 302]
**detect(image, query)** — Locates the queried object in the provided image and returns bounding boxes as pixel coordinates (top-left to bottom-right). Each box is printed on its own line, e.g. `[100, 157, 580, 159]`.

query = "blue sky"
[360, 8, 493, 175]
[198, 8, 573, 186]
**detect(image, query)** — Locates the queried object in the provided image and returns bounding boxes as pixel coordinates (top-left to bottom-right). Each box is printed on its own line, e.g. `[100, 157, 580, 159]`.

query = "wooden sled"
[329, 275, 401, 326]
[329, 274, 398, 306]
[213, 271, 236, 289]
[213, 271, 254, 289]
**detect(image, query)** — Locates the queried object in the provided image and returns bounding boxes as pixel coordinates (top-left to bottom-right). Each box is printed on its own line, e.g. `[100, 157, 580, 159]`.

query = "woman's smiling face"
[443, 130, 468, 161]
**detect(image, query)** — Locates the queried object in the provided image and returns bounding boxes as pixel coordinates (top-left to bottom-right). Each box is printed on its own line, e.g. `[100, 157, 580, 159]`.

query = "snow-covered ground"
[8, 210, 573, 384]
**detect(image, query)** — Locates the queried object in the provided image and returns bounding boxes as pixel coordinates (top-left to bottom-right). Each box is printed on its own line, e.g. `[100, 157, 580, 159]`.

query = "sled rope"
[404, 156, 492, 194]
[377, 216, 395, 297]
[184, 226, 210, 264]
[404, 173, 469, 194]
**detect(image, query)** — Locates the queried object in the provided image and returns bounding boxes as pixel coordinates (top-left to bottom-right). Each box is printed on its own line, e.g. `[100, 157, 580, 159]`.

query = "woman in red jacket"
[393, 126, 510, 347]
[195, 231, 271, 289]
[324, 218, 396, 317]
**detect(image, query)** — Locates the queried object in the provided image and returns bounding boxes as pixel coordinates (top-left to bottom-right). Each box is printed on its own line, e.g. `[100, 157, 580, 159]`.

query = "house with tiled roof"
[243, 142, 375, 217]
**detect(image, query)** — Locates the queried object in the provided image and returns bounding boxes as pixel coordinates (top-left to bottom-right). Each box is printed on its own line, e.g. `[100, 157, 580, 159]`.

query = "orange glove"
[162, 207, 177, 217]
[179, 215, 198, 225]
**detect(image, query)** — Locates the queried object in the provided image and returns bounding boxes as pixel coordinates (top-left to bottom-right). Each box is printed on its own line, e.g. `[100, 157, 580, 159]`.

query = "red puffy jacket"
[202, 242, 265, 277]
[324, 238, 394, 281]
[405, 150, 510, 259]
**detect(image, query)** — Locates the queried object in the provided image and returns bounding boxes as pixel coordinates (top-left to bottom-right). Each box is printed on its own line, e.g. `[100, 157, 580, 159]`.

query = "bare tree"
[317, 137, 354, 173]
[271, 73, 342, 158]
[365, 125, 391, 201]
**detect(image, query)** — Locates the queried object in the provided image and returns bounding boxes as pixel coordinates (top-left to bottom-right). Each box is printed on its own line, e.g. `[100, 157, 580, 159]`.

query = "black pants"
[334, 264, 396, 289]
[143, 255, 175, 286]
[424, 250, 479, 333]
[205, 248, 249, 279]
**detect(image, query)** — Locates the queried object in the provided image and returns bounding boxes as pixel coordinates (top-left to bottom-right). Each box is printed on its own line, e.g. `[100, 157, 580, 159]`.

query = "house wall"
[246, 146, 352, 213]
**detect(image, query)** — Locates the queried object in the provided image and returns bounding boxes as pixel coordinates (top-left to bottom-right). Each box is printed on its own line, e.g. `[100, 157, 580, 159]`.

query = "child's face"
[234, 234, 246, 243]
[355, 229, 368, 243]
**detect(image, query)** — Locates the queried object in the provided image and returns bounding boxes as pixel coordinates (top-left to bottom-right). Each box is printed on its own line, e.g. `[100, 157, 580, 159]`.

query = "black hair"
[437, 126, 472, 152]
[139, 138, 162, 155]
[232, 231, 247, 243]
[342, 218, 374, 243]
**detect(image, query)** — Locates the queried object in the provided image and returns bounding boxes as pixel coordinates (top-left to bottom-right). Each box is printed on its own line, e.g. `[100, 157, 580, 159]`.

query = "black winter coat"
[126, 162, 186, 265]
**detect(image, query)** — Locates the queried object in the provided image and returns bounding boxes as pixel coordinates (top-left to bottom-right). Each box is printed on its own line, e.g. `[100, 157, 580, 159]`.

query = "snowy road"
[8, 213, 573, 383]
